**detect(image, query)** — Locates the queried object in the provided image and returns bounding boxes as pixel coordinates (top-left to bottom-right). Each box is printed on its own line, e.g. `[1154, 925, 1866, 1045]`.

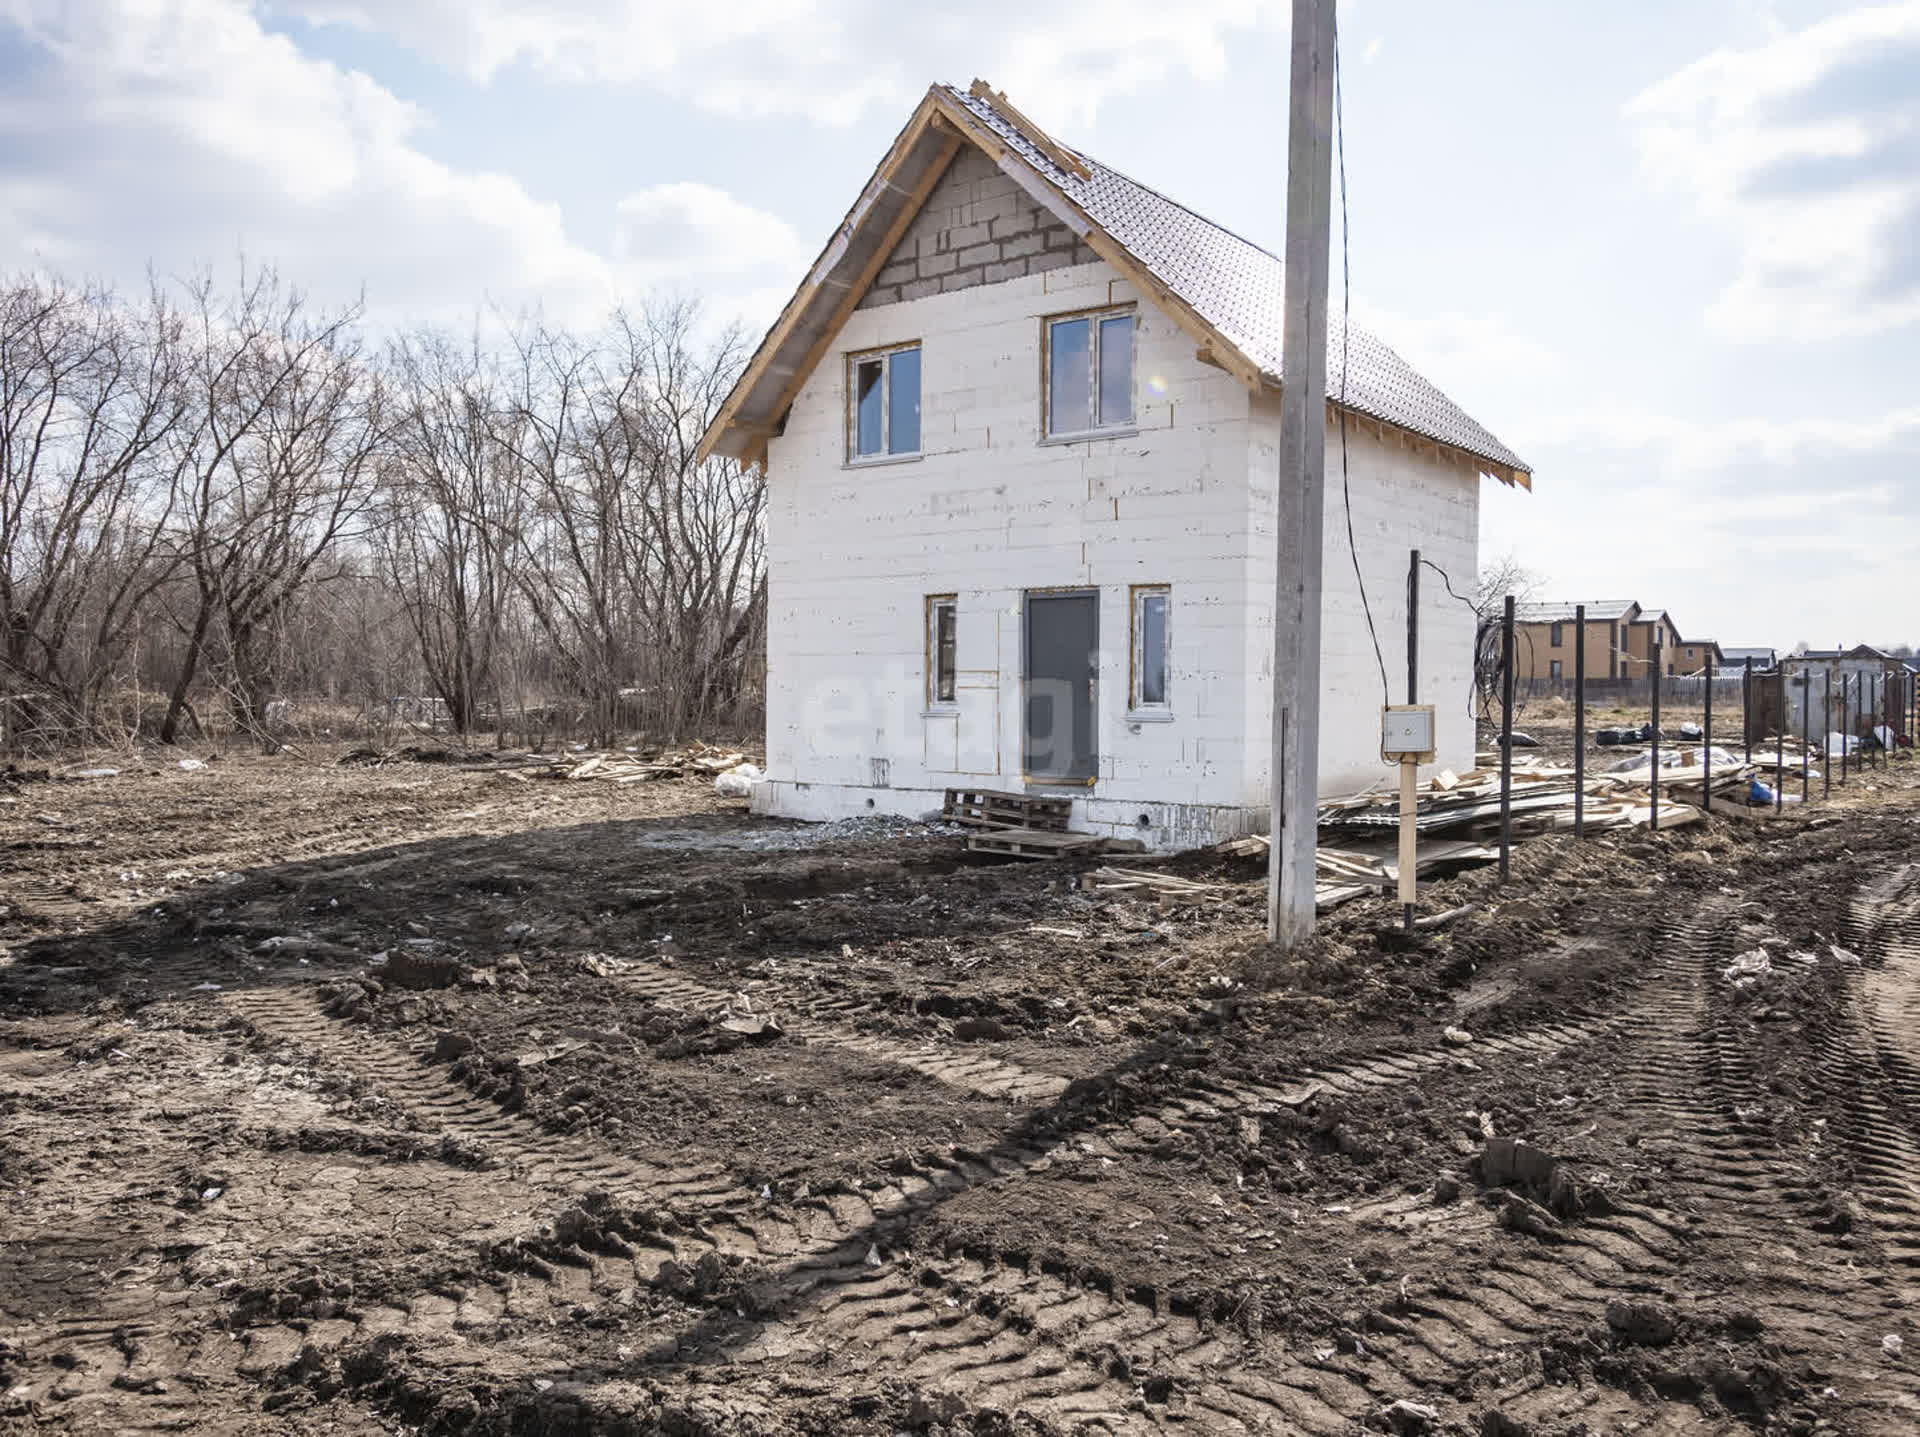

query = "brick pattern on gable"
[857, 145, 1099, 310]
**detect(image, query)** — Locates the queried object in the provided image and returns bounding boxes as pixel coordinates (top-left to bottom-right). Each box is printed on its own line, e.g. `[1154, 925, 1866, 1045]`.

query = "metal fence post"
[1574, 604, 1586, 838]
[1801, 671, 1811, 803]
[1650, 638, 1662, 832]
[1823, 670, 1831, 799]
[1841, 673, 1850, 785]
[1775, 674, 1784, 813]
[1703, 649, 1713, 814]
[1499, 595, 1515, 881]
[1743, 657, 1752, 764]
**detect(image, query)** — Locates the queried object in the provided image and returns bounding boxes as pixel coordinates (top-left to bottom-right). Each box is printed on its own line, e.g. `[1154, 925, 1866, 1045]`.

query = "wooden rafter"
[742, 127, 965, 472]
[967, 78, 1090, 181]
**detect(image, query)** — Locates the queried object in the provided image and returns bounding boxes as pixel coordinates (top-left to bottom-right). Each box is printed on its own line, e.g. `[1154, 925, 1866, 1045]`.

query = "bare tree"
[377, 329, 519, 734]
[0, 275, 189, 738]
[159, 271, 387, 744]
[1473, 549, 1544, 627]
[488, 297, 757, 744]
[0, 265, 769, 755]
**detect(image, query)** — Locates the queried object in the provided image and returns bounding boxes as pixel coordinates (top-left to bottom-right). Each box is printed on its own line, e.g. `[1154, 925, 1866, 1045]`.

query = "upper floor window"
[849, 343, 920, 460]
[1045, 308, 1133, 439]
[1549, 622, 1564, 647]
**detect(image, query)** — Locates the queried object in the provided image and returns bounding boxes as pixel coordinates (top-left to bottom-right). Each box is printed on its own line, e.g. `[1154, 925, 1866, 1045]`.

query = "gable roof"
[699, 82, 1532, 488]
[1513, 600, 1638, 624]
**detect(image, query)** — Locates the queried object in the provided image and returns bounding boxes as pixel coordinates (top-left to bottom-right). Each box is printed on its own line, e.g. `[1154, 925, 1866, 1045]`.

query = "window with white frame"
[1045, 308, 1134, 438]
[848, 343, 921, 460]
[1130, 585, 1170, 711]
[926, 595, 957, 707]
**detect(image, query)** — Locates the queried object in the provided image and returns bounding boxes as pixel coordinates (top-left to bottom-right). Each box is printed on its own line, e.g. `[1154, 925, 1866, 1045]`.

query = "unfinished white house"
[699, 82, 1532, 850]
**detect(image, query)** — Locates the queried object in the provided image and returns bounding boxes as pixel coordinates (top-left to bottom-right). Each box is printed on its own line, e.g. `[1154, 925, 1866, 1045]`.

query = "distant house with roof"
[1720, 646, 1777, 672]
[1510, 601, 1639, 682]
[699, 81, 1531, 849]
[1623, 609, 1684, 676]
[1672, 637, 1723, 675]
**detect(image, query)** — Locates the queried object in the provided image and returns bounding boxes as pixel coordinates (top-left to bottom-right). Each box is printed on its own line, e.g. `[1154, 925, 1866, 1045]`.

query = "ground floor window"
[926, 595, 956, 706]
[1130, 585, 1170, 711]
[1550, 660, 1563, 680]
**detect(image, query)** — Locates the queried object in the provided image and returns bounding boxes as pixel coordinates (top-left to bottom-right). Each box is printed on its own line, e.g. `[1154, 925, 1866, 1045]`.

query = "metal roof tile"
[948, 85, 1530, 477]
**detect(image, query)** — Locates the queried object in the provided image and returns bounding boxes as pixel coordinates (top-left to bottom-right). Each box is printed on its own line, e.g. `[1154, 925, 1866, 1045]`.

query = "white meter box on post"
[1381, 705, 1436, 764]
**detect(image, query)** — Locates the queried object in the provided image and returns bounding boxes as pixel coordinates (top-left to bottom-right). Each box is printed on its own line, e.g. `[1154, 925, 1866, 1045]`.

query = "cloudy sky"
[2, 0, 1914, 651]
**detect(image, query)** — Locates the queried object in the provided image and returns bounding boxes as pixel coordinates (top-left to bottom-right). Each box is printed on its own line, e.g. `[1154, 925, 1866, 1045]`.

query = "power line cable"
[1332, 16, 1388, 708]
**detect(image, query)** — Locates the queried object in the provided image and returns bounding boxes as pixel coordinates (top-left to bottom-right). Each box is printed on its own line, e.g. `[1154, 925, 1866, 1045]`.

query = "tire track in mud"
[1833, 866, 1920, 1283]
[1610, 905, 1892, 1341]
[1315, 895, 1891, 1435]
[218, 977, 1634, 1433]
[618, 956, 1612, 1110]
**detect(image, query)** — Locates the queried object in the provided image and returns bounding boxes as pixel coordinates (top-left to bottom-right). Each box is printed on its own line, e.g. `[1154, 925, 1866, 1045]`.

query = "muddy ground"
[4, 742, 1920, 1435]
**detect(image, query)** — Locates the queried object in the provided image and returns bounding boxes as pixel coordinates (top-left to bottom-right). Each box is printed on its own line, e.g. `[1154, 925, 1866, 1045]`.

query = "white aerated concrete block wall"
[758, 254, 1483, 848]
[1246, 394, 1481, 796]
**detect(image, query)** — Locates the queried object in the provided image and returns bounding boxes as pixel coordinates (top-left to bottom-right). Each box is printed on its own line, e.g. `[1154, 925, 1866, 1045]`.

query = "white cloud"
[1624, 2, 1920, 340]
[611, 182, 813, 334]
[1481, 398, 1920, 647]
[287, 0, 1284, 128]
[1353, 301, 1558, 388]
[0, 1, 808, 334]
[1526, 403, 1920, 472]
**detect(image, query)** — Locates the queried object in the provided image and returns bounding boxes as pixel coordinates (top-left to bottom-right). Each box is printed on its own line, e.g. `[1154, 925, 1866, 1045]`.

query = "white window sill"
[920, 707, 959, 718]
[1039, 427, 1138, 447]
[844, 451, 923, 469]
[1125, 709, 1175, 723]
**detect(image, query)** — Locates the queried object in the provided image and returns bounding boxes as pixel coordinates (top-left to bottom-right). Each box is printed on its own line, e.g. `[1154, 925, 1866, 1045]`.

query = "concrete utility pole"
[1267, 0, 1338, 946]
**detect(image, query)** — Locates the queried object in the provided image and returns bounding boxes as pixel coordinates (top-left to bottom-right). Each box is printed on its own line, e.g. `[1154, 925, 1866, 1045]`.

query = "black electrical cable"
[1332, 18, 1389, 708]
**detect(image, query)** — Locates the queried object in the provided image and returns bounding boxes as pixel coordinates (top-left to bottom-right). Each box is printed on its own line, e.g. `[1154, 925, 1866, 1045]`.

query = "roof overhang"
[698, 84, 1533, 491]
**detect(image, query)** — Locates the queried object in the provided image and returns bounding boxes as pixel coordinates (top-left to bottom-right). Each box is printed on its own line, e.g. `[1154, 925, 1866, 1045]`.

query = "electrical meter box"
[1381, 705, 1436, 763]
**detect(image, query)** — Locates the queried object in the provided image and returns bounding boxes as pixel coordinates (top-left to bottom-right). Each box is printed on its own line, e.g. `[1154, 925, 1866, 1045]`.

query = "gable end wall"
[857, 144, 1099, 310]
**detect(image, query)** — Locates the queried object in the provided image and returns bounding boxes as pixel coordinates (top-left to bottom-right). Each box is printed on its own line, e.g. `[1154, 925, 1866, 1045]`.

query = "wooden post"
[1266, 0, 1336, 948]
[1650, 638, 1661, 832]
[1499, 595, 1515, 880]
[1573, 604, 1586, 838]
[1398, 758, 1417, 927]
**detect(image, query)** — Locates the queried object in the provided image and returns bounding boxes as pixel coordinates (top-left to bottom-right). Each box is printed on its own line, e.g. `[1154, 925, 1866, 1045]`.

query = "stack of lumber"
[942, 787, 1144, 860]
[495, 742, 756, 784]
[1083, 866, 1233, 899]
[943, 788, 1072, 832]
[1310, 754, 1770, 840]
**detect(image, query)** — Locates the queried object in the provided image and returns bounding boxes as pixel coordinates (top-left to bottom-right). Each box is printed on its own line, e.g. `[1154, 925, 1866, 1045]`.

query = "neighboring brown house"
[1622, 609, 1684, 677]
[1511, 600, 1640, 682]
[1673, 638, 1723, 674]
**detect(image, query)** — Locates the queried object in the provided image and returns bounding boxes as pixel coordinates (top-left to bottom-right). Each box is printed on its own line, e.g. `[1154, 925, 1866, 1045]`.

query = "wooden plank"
[965, 827, 1105, 860]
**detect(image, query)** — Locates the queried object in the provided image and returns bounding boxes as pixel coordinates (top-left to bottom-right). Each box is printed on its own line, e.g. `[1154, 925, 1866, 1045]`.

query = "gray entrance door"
[1024, 591, 1098, 782]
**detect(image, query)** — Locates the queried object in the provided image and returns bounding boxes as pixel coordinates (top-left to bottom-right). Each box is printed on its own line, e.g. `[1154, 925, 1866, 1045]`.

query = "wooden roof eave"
[1244, 369, 1534, 490]
[696, 88, 954, 469]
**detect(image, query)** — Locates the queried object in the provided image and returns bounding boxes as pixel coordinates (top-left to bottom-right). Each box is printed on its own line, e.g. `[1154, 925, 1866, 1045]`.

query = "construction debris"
[498, 742, 760, 784]
[941, 788, 1144, 860]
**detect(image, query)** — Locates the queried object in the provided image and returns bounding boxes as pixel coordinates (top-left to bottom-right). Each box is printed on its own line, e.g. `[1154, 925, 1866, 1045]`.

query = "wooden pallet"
[943, 787, 1072, 833]
[965, 827, 1106, 860]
